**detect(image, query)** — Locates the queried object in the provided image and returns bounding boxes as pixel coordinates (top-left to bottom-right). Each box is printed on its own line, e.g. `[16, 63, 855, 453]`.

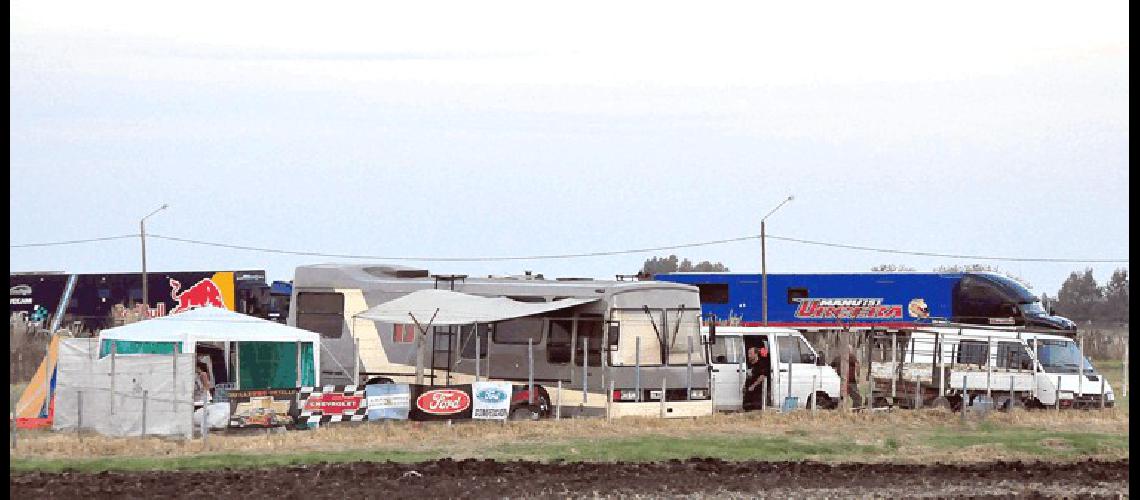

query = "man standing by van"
[744, 342, 771, 411]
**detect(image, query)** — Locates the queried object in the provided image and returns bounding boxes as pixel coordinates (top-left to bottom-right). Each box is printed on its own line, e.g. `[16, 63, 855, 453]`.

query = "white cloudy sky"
[9, 1, 1129, 294]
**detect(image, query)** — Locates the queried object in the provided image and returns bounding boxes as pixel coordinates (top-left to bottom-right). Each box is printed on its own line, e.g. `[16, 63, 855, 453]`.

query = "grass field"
[10, 407, 1128, 473]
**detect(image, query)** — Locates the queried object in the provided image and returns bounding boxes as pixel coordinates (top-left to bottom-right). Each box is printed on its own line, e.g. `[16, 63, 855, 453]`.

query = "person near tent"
[194, 362, 214, 403]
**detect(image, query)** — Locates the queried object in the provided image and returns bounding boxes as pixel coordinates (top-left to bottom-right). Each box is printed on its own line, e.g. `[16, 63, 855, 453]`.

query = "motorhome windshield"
[1035, 340, 1094, 374]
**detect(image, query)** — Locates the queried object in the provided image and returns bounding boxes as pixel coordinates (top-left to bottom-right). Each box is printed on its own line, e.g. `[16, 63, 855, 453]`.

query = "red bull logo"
[169, 278, 226, 314]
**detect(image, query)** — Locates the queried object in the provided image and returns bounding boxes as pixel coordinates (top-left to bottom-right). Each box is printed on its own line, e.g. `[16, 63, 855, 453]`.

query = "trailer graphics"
[656, 272, 1075, 332]
[9, 270, 270, 332]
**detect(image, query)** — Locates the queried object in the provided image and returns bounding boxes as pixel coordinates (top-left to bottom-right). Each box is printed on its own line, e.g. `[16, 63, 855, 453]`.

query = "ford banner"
[471, 381, 512, 420]
[409, 384, 473, 421]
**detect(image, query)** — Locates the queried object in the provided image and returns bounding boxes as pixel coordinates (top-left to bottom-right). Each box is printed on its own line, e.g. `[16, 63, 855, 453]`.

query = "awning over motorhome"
[356, 289, 599, 325]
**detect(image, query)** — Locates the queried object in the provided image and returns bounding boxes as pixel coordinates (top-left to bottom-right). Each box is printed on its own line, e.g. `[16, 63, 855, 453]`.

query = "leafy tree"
[641, 254, 728, 278]
[870, 264, 916, 272]
[1101, 268, 1129, 324]
[1054, 268, 1103, 323]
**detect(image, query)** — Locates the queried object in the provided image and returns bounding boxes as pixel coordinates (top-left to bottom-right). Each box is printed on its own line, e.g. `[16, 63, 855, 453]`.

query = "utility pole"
[140, 204, 168, 311]
[761, 196, 794, 326]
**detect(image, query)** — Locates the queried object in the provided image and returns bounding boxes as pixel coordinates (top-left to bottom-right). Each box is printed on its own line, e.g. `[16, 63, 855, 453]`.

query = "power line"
[9, 232, 1129, 264]
[764, 235, 1128, 263]
[8, 234, 139, 248]
[145, 234, 761, 261]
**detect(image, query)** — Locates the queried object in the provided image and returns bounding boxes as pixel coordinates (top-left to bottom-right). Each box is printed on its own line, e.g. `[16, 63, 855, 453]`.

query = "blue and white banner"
[471, 381, 511, 420]
[366, 384, 411, 420]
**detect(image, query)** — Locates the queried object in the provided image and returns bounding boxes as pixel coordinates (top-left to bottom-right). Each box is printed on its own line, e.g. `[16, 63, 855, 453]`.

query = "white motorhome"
[867, 326, 1114, 410]
[289, 264, 714, 419]
[703, 326, 842, 411]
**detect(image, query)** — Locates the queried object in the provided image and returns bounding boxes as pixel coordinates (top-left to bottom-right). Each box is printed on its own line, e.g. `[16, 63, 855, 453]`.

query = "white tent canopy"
[98, 306, 320, 388]
[357, 289, 599, 325]
[99, 306, 320, 346]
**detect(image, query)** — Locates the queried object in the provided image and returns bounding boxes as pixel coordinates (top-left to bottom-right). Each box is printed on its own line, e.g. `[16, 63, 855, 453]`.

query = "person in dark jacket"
[743, 341, 771, 410]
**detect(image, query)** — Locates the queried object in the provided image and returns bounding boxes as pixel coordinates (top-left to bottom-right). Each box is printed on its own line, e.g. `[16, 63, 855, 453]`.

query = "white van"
[703, 326, 842, 411]
[868, 326, 1114, 410]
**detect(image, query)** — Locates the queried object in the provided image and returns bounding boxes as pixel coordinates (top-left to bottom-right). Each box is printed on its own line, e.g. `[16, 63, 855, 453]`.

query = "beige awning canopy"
[356, 289, 600, 325]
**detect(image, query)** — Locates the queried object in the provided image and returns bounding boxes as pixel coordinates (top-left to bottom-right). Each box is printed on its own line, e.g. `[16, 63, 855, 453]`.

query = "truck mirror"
[707, 323, 717, 344]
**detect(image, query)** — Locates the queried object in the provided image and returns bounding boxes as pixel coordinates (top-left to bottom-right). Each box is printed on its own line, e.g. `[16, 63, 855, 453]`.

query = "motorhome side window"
[787, 287, 808, 304]
[574, 314, 604, 367]
[492, 317, 543, 345]
[696, 284, 729, 304]
[459, 323, 491, 359]
[956, 340, 988, 366]
[295, 292, 344, 339]
[547, 317, 573, 364]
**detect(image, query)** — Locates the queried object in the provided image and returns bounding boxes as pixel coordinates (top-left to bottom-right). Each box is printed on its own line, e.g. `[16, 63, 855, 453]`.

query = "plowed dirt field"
[10, 458, 1129, 498]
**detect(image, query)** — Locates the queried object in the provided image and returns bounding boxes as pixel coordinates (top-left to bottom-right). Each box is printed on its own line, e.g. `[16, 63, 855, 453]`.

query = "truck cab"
[1025, 332, 1114, 409]
[952, 273, 1076, 332]
[703, 326, 841, 411]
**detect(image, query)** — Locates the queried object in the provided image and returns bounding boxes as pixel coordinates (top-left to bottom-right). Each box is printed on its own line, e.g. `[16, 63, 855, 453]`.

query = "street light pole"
[140, 204, 168, 311]
[761, 196, 794, 326]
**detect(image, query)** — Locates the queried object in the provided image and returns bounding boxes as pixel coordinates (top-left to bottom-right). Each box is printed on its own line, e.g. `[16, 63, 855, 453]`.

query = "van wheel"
[364, 377, 394, 385]
[811, 393, 836, 410]
[509, 406, 540, 421]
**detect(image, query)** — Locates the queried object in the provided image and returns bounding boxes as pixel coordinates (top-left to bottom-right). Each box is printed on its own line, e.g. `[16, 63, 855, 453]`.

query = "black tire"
[509, 406, 540, 421]
[364, 377, 394, 385]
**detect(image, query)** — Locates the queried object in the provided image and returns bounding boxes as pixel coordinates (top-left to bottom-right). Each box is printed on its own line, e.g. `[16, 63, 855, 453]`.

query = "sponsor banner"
[366, 384, 411, 421]
[409, 384, 473, 421]
[228, 388, 298, 428]
[471, 381, 512, 420]
[298, 385, 367, 424]
[793, 298, 903, 319]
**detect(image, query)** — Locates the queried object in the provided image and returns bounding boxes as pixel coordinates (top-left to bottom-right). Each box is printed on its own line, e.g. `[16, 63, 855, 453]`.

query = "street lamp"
[140, 204, 169, 311]
[761, 196, 794, 326]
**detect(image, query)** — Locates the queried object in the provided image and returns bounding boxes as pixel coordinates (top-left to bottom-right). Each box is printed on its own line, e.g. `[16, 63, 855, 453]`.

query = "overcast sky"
[10, 1, 1129, 295]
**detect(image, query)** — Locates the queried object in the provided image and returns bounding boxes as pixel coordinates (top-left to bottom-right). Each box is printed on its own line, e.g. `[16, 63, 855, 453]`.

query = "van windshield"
[1018, 302, 1048, 317]
[1034, 340, 1094, 374]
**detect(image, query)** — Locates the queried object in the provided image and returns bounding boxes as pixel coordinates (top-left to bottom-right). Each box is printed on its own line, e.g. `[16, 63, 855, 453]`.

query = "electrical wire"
[145, 233, 762, 261]
[9, 232, 1129, 264]
[8, 234, 139, 248]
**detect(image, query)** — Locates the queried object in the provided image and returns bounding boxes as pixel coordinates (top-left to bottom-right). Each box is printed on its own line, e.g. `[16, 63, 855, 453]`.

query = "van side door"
[708, 335, 745, 411]
[776, 334, 818, 408]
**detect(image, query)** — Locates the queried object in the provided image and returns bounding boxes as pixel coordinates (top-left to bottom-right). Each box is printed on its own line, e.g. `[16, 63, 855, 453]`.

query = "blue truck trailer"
[655, 272, 1076, 332]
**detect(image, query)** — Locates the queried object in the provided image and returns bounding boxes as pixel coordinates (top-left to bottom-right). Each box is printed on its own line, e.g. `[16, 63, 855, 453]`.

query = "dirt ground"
[10, 458, 1129, 499]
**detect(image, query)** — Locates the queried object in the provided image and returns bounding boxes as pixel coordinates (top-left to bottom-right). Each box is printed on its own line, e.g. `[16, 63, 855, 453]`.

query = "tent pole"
[110, 341, 117, 417]
[234, 342, 240, 391]
[475, 323, 481, 382]
[410, 309, 440, 386]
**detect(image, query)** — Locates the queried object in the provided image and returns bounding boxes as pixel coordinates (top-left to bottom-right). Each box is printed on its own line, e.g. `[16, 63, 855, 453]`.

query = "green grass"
[926, 423, 1129, 458]
[11, 426, 1126, 474]
[1093, 359, 1129, 413]
[486, 435, 882, 463]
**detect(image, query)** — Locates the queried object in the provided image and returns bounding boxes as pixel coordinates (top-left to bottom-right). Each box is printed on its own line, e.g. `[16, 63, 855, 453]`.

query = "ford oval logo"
[415, 389, 471, 415]
[476, 388, 507, 403]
